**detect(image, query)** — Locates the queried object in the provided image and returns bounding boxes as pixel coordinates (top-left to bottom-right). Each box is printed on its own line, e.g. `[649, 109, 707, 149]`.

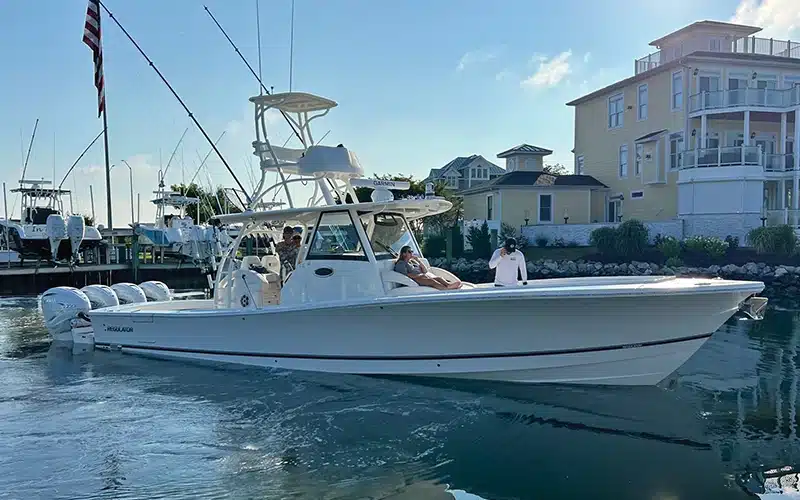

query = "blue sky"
[0, 0, 794, 226]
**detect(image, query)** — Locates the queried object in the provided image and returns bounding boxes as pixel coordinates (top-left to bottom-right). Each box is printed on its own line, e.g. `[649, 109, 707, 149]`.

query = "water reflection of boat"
[37, 344, 751, 500]
[671, 311, 800, 498]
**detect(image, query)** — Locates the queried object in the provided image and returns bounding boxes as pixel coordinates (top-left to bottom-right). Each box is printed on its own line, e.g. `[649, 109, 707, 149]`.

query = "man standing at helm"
[488, 237, 528, 287]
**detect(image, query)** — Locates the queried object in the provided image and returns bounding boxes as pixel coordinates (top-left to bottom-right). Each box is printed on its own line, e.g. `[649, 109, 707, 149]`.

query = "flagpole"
[102, 104, 112, 240]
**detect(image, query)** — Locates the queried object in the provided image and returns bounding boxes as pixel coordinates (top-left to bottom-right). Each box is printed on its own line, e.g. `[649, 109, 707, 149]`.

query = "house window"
[631, 190, 644, 199]
[635, 143, 643, 176]
[446, 175, 458, 188]
[538, 194, 553, 223]
[608, 93, 624, 129]
[637, 84, 648, 120]
[487, 195, 493, 220]
[619, 144, 628, 177]
[671, 71, 683, 111]
[576, 155, 585, 175]
[709, 38, 722, 52]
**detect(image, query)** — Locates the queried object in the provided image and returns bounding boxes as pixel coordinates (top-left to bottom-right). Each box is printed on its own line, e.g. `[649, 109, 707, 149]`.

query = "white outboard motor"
[81, 284, 120, 309]
[139, 280, 172, 302]
[40, 286, 91, 341]
[110, 283, 147, 304]
[45, 214, 67, 260]
[67, 215, 86, 261]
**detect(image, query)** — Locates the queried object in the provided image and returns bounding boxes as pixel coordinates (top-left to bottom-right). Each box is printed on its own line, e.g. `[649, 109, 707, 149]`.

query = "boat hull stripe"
[93, 332, 714, 361]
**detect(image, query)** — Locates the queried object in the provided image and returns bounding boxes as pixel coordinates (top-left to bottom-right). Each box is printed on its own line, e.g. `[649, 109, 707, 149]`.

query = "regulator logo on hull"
[104, 325, 133, 333]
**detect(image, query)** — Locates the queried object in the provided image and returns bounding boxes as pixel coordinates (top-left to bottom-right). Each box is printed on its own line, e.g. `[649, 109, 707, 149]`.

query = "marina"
[3, 0, 800, 499]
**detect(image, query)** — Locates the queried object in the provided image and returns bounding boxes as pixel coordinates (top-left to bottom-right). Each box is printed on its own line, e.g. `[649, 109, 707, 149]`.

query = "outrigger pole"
[96, 1, 250, 202]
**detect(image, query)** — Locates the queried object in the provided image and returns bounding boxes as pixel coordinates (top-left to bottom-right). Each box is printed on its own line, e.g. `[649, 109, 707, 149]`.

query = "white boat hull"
[85, 277, 765, 386]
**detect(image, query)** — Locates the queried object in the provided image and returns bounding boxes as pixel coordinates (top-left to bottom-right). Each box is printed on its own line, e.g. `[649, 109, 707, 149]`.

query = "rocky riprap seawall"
[428, 258, 800, 309]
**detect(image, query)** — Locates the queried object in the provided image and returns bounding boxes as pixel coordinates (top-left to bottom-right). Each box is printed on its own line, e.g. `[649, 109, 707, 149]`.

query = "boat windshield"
[362, 212, 420, 260]
[306, 210, 367, 261]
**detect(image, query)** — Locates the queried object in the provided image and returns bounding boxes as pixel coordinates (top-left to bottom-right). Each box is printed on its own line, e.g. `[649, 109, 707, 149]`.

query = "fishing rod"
[160, 126, 190, 187]
[202, 5, 303, 145]
[19, 118, 39, 183]
[57, 127, 106, 190]
[188, 131, 226, 186]
[97, 1, 249, 201]
[11, 118, 40, 219]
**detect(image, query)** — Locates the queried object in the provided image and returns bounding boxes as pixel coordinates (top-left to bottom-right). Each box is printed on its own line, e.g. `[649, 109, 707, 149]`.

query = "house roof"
[460, 171, 607, 195]
[496, 144, 553, 158]
[635, 129, 668, 143]
[424, 154, 505, 183]
[649, 20, 761, 48]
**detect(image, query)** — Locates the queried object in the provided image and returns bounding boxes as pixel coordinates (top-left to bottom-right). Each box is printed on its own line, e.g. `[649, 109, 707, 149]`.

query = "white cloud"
[495, 70, 514, 81]
[731, 0, 800, 39]
[583, 52, 591, 63]
[457, 47, 500, 71]
[521, 50, 573, 89]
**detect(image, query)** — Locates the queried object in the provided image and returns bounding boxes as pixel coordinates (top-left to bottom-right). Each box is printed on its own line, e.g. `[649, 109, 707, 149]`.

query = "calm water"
[2, 298, 800, 499]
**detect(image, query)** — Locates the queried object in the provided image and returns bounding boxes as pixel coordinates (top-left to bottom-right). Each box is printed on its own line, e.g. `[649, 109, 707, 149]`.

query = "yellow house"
[568, 19, 800, 242]
[461, 144, 608, 233]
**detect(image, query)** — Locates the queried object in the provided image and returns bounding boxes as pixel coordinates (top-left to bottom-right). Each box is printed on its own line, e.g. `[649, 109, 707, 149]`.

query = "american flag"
[83, 0, 105, 118]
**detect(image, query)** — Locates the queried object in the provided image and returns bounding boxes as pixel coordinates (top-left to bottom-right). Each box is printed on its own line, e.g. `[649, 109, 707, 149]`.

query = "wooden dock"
[0, 228, 212, 296]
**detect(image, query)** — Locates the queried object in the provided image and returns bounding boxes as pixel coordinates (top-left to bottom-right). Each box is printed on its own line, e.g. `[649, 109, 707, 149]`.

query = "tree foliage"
[543, 163, 568, 175]
[169, 183, 243, 224]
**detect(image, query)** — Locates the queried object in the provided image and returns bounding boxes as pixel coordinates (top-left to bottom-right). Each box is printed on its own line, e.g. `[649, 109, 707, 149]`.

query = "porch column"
[744, 110, 751, 144]
[781, 180, 786, 209]
[700, 114, 708, 148]
[781, 113, 788, 154]
[744, 110, 751, 164]
[794, 108, 800, 212]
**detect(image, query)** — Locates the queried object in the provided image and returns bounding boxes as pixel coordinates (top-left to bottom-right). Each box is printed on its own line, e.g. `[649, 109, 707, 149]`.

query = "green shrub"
[422, 234, 446, 257]
[466, 221, 492, 259]
[665, 256, 683, 268]
[552, 237, 566, 247]
[452, 225, 465, 257]
[590, 226, 617, 256]
[656, 235, 681, 259]
[725, 235, 739, 252]
[535, 235, 548, 247]
[683, 235, 728, 262]
[614, 219, 649, 259]
[747, 225, 797, 255]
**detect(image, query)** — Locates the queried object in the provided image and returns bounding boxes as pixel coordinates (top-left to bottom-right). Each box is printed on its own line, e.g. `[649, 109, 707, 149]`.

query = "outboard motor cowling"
[139, 281, 172, 302]
[40, 286, 91, 341]
[45, 214, 67, 260]
[110, 283, 147, 304]
[67, 215, 86, 261]
[81, 284, 120, 309]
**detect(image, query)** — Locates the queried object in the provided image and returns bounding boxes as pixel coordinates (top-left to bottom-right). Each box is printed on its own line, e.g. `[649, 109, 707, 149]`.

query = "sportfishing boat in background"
[40, 90, 769, 387]
[132, 183, 226, 269]
[0, 179, 102, 263]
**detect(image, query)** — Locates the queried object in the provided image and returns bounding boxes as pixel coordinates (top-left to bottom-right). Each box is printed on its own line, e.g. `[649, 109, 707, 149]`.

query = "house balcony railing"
[635, 51, 661, 74]
[733, 37, 800, 59]
[634, 37, 800, 76]
[766, 209, 800, 227]
[679, 146, 799, 172]
[689, 87, 800, 113]
[679, 146, 762, 169]
[764, 154, 797, 172]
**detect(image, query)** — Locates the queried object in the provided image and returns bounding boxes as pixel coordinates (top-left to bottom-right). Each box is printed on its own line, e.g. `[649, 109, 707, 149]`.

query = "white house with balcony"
[567, 20, 800, 243]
